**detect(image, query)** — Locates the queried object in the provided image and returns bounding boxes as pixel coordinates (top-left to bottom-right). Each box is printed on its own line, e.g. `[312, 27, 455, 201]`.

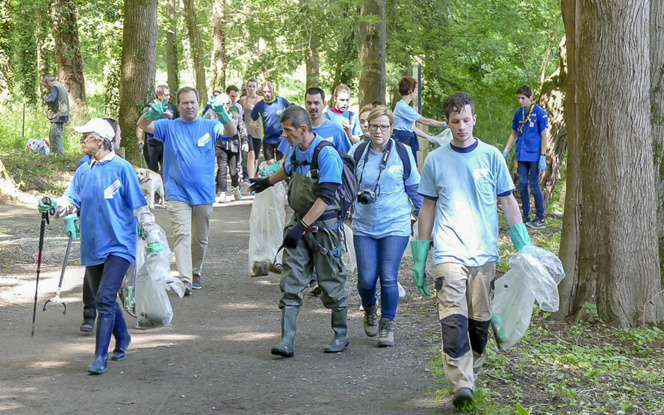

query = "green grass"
[0, 150, 79, 196]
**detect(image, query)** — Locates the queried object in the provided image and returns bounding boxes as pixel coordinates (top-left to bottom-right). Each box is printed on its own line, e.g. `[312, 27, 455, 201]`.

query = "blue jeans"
[86, 255, 131, 322]
[517, 161, 544, 221]
[354, 235, 409, 320]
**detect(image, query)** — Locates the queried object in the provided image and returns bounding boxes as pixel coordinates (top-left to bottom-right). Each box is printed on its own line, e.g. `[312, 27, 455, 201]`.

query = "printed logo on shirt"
[104, 179, 122, 199]
[472, 168, 491, 180]
[198, 132, 211, 147]
[277, 110, 284, 116]
[388, 164, 403, 175]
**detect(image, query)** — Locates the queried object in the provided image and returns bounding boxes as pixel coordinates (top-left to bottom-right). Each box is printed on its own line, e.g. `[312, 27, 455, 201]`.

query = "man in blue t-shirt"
[413, 92, 532, 409]
[502, 85, 549, 229]
[136, 85, 179, 173]
[249, 105, 349, 358]
[137, 86, 236, 295]
[250, 81, 291, 165]
[325, 84, 362, 145]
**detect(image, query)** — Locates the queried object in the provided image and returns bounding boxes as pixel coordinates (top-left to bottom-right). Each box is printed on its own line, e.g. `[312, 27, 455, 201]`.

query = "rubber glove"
[249, 177, 273, 193]
[502, 150, 508, 158]
[38, 198, 57, 213]
[207, 96, 232, 125]
[147, 241, 164, 254]
[63, 214, 80, 240]
[137, 226, 147, 241]
[410, 240, 431, 296]
[259, 161, 281, 177]
[538, 155, 546, 171]
[283, 220, 309, 249]
[144, 100, 166, 122]
[509, 222, 532, 252]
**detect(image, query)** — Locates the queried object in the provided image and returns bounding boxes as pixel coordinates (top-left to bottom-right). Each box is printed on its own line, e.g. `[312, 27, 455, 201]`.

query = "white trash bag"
[248, 182, 286, 276]
[25, 138, 50, 155]
[342, 223, 357, 274]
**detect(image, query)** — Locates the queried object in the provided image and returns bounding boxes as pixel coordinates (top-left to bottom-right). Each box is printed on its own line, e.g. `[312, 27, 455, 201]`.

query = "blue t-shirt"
[152, 118, 225, 205]
[348, 139, 420, 238]
[64, 156, 147, 266]
[283, 134, 342, 185]
[250, 97, 291, 145]
[325, 108, 362, 138]
[511, 104, 548, 162]
[277, 120, 352, 157]
[418, 139, 515, 267]
[393, 99, 421, 132]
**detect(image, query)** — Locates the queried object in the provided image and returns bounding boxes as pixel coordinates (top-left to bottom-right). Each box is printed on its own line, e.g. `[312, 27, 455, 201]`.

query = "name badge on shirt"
[104, 179, 122, 199]
[530, 122, 535, 128]
[198, 132, 211, 147]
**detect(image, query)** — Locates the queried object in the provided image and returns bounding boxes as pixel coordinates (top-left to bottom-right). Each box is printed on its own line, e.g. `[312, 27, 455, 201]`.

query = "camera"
[357, 189, 377, 205]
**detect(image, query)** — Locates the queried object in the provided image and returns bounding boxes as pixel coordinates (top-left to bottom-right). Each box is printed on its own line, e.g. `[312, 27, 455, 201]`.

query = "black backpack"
[352, 139, 412, 182]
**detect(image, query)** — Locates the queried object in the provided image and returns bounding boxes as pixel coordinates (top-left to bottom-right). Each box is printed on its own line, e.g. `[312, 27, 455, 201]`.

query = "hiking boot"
[233, 187, 243, 200]
[377, 318, 394, 347]
[452, 387, 473, 408]
[363, 304, 379, 337]
[527, 218, 546, 229]
[192, 274, 202, 290]
[80, 318, 95, 333]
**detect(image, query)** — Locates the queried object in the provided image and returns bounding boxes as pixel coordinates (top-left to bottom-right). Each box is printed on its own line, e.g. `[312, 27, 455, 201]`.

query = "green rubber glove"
[63, 214, 80, 240]
[147, 241, 164, 254]
[509, 222, 532, 252]
[259, 160, 281, 177]
[144, 100, 166, 122]
[38, 198, 57, 213]
[410, 240, 431, 296]
[207, 97, 232, 125]
[137, 226, 147, 241]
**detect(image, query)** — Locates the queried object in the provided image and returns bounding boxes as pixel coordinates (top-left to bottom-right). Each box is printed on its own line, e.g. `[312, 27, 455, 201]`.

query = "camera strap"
[358, 139, 393, 198]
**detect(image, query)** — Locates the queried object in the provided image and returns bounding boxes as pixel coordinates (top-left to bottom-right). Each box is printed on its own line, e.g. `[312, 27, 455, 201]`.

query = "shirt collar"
[90, 150, 116, 167]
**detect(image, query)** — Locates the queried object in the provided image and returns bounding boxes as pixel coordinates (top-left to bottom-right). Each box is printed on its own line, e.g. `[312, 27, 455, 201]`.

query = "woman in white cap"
[38, 118, 164, 375]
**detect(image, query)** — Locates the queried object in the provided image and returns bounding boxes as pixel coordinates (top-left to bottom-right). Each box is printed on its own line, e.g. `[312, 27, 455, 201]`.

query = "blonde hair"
[367, 106, 395, 125]
[333, 84, 351, 98]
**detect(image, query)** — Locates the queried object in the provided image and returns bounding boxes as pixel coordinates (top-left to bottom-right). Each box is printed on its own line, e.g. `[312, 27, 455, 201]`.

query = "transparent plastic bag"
[430, 128, 452, 147]
[248, 182, 286, 276]
[492, 245, 565, 350]
[25, 138, 50, 155]
[342, 224, 357, 274]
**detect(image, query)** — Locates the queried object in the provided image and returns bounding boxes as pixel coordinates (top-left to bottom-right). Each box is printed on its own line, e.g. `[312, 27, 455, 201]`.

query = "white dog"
[136, 168, 165, 209]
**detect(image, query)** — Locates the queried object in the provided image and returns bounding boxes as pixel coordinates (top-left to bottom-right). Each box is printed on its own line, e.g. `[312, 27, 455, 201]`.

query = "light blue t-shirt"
[393, 99, 421, 132]
[348, 139, 420, 238]
[277, 120, 352, 158]
[152, 118, 225, 205]
[283, 134, 342, 185]
[325, 108, 362, 138]
[418, 139, 515, 267]
[64, 156, 147, 266]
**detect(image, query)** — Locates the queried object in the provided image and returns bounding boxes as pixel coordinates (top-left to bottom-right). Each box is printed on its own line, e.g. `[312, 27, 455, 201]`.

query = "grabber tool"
[43, 235, 72, 315]
[32, 197, 54, 336]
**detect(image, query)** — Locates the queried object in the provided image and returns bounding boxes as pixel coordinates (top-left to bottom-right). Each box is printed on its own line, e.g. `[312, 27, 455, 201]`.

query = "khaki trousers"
[435, 262, 495, 392]
[166, 201, 213, 283]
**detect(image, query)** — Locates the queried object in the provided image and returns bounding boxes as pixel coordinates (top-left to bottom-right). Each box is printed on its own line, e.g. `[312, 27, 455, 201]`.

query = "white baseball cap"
[73, 118, 115, 141]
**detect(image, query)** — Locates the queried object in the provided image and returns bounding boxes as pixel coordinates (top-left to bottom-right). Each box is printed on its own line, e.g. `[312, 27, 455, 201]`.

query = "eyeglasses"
[369, 124, 391, 132]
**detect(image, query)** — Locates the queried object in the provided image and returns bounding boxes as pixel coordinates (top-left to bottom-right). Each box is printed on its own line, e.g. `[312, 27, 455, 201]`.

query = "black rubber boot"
[324, 307, 349, 353]
[80, 318, 95, 333]
[271, 306, 299, 357]
[87, 316, 114, 374]
[111, 303, 131, 361]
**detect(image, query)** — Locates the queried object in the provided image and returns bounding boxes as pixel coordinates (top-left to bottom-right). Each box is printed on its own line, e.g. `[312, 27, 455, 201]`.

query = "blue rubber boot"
[87, 316, 114, 374]
[111, 302, 131, 361]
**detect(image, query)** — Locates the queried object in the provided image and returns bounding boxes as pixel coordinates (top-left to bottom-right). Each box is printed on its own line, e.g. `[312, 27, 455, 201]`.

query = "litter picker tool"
[32, 197, 54, 336]
[43, 235, 72, 315]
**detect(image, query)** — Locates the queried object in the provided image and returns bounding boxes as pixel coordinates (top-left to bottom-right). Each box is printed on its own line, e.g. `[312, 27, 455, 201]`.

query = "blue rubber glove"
[147, 242, 164, 254]
[538, 155, 546, 171]
[206, 96, 232, 125]
[283, 220, 308, 249]
[410, 240, 431, 296]
[63, 214, 80, 240]
[38, 198, 57, 213]
[502, 150, 508, 158]
[144, 100, 166, 122]
[509, 222, 532, 252]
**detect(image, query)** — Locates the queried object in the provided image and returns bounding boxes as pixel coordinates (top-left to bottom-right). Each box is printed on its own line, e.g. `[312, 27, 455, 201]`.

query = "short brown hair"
[399, 77, 417, 96]
[442, 92, 475, 119]
[517, 85, 533, 98]
[176, 86, 199, 104]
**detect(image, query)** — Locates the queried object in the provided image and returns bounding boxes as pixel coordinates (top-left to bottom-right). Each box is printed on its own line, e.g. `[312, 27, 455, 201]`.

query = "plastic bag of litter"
[342, 223, 357, 274]
[492, 245, 565, 350]
[25, 138, 50, 155]
[248, 182, 286, 276]
[430, 128, 452, 147]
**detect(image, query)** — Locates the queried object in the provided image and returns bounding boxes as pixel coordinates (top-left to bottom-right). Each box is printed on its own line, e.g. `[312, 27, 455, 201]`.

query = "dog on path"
[136, 168, 165, 209]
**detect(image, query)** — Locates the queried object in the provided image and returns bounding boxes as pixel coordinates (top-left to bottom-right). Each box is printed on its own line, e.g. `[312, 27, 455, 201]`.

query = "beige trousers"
[435, 262, 495, 392]
[166, 201, 213, 283]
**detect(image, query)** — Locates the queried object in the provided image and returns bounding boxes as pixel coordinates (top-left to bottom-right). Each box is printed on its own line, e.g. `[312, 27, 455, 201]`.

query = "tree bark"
[557, 0, 663, 326]
[358, 0, 386, 108]
[183, 0, 208, 102]
[210, 0, 226, 92]
[16, 1, 37, 105]
[118, 0, 158, 165]
[0, 0, 10, 102]
[305, 48, 319, 89]
[652, 0, 664, 289]
[166, 0, 179, 92]
[50, 0, 87, 111]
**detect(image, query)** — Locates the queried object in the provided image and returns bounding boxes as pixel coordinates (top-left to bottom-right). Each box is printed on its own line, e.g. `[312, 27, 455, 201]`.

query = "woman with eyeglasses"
[347, 107, 423, 347]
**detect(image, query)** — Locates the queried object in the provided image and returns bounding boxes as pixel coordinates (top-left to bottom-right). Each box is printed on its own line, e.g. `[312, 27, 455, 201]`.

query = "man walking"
[42, 76, 70, 156]
[136, 85, 179, 173]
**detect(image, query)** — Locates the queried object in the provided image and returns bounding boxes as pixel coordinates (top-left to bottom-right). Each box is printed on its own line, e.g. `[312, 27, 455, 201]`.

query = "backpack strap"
[348, 111, 355, 131]
[310, 140, 333, 173]
[352, 141, 370, 166]
[324, 112, 332, 121]
[354, 139, 411, 182]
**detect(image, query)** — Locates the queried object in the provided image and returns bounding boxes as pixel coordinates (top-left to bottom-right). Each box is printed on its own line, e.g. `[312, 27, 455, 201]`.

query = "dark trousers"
[146, 139, 163, 173]
[85, 255, 131, 321]
[216, 147, 240, 193]
[83, 270, 97, 321]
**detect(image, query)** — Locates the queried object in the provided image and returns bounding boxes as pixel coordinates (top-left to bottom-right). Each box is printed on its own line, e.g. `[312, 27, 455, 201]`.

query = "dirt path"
[0, 199, 458, 414]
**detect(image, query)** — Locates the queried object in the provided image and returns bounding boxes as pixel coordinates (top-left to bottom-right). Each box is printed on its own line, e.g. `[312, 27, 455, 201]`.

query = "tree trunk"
[651, 0, 664, 289]
[210, 0, 226, 92]
[556, 0, 663, 326]
[183, 0, 208, 102]
[36, 7, 55, 97]
[305, 48, 319, 89]
[16, 0, 38, 105]
[166, 0, 179, 92]
[358, 0, 386, 108]
[118, 0, 158, 165]
[0, 0, 10, 101]
[50, 0, 87, 111]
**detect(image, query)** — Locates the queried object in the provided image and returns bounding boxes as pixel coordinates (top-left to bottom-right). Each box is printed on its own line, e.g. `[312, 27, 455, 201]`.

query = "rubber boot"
[271, 306, 299, 357]
[87, 316, 114, 374]
[111, 302, 131, 361]
[324, 307, 349, 353]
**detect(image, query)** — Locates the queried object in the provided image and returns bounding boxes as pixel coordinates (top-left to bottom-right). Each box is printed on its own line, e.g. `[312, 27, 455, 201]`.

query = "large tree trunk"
[209, 0, 226, 92]
[183, 0, 208, 102]
[50, 0, 87, 111]
[0, 0, 11, 102]
[305, 48, 319, 89]
[166, 0, 179, 92]
[557, 0, 663, 326]
[16, 1, 38, 105]
[118, 0, 158, 165]
[358, 0, 386, 108]
[652, 0, 664, 289]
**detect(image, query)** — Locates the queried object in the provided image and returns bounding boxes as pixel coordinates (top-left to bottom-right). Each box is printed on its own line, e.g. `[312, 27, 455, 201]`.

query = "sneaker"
[363, 304, 379, 337]
[80, 318, 95, 333]
[233, 187, 243, 200]
[452, 387, 473, 409]
[377, 318, 394, 347]
[526, 218, 546, 229]
[217, 193, 228, 204]
[184, 282, 193, 296]
[192, 274, 202, 290]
